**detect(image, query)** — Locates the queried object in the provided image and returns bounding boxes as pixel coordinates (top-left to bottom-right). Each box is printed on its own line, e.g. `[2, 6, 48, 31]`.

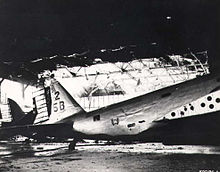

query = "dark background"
[0, 0, 219, 70]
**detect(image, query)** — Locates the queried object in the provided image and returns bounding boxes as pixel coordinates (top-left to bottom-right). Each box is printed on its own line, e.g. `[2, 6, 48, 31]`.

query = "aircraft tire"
[68, 142, 76, 151]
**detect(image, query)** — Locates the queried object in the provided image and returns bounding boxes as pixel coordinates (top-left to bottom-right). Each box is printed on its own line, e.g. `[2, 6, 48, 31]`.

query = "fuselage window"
[207, 96, 212, 101]
[138, 120, 145, 123]
[184, 107, 187, 111]
[93, 115, 100, 121]
[180, 111, 184, 116]
[201, 103, 206, 107]
[190, 106, 194, 111]
[171, 112, 176, 117]
[209, 104, 214, 109]
[216, 98, 220, 103]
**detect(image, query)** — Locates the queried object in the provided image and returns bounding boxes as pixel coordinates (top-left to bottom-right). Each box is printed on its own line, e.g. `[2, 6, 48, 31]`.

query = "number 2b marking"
[53, 101, 65, 112]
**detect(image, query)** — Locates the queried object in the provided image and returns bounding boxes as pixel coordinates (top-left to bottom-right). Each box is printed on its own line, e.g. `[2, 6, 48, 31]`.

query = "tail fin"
[8, 98, 25, 122]
[47, 78, 85, 123]
[5, 98, 37, 126]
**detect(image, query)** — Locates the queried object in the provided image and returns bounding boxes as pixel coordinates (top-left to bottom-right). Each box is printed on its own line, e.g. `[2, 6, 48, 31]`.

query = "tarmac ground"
[0, 140, 220, 172]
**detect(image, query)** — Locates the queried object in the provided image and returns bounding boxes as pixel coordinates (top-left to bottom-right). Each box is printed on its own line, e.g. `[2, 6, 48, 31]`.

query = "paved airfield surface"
[0, 141, 220, 172]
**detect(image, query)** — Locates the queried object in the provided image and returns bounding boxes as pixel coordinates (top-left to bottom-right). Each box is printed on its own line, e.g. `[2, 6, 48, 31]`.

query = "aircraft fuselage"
[70, 74, 220, 142]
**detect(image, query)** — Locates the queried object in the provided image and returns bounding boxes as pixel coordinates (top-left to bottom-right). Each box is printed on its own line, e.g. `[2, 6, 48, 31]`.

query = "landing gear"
[24, 138, 31, 144]
[68, 140, 77, 151]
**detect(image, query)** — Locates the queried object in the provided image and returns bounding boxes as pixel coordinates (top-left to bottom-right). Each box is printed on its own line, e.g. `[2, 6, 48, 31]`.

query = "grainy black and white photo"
[0, 0, 219, 171]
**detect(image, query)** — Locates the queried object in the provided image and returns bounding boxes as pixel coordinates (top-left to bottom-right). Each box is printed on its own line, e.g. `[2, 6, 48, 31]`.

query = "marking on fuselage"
[111, 118, 119, 126]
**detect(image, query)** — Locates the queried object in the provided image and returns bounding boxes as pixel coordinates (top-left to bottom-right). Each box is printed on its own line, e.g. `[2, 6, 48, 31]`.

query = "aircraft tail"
[46, 78, 86, 123]
[8, 98, 26, 122]
[2, 98, 37, 127]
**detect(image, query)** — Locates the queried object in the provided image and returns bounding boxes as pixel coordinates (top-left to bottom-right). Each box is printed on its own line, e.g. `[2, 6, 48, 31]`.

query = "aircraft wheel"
[68, 142, 76, 151]
[24, 139, 30, 144]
